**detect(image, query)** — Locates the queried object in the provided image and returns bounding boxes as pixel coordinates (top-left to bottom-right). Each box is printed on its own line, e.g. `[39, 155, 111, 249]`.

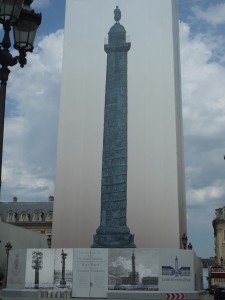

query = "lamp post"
[181, 233, 188, 249]
[0, 0, 41, 187]
[47, 234, 52, 248]
[5, 241, 12, 287]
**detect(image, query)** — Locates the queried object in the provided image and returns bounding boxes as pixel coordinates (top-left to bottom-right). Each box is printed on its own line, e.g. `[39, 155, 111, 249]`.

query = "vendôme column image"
[92, 6, 135, 248]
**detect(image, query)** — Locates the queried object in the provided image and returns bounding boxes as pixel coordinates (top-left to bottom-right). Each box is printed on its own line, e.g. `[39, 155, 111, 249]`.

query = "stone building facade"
[213, 206, 225, 263]
[0, 196, 53, 235]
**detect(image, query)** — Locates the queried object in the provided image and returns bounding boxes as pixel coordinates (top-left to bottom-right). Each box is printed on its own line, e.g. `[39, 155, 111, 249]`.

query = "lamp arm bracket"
[9, 56, 19, 67]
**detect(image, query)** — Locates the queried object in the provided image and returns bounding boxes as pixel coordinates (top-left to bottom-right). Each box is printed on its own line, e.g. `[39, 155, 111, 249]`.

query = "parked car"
[214, 284, 225, 300]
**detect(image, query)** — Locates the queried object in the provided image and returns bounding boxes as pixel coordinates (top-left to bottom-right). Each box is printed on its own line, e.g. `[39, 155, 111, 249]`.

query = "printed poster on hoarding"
[72, 248, 108, 298]
[108, 248, 159, 292]
[7, 249, 27, 289]
[54, 248, 73, 290]
[90, 249, 108, 297]
[158, 248, 194, 291]
[25, 249, 55, 289]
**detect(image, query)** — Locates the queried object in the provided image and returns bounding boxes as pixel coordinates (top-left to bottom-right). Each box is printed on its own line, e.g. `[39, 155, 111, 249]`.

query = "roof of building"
[0, 201, 53, 222]
[215, 207, 225, 219]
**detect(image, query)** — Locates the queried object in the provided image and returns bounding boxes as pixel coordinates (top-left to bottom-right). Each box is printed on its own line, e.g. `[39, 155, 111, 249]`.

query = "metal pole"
[5, 248, 9, 287]
[0, 20, 13, 189]
[5, 242, 12, 288]
[0, 72, 9, 188]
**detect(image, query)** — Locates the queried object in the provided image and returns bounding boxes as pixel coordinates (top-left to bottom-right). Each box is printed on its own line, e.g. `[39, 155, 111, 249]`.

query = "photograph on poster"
[25, 249, 55, 289]
[54, 248, 73, 290]
[108, 249, 159, 291]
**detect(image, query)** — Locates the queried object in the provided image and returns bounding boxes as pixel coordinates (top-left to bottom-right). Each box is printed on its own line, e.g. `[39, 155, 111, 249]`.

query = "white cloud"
[179, 19, 225, 257]
[193, 3, 225, 25]
[32, 0, 51, 10]
[1, 30, 64, 202]
[180, 22, 225, 138]
[186, 181, 225, 205]
[111, 256, 131, 270]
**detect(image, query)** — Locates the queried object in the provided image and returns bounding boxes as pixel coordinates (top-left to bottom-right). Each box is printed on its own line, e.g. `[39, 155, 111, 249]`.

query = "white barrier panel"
[159, 248, 194, 291]
[72, 248, 108, 298]
[6, 248, 201, 297]
[7, 249, 27, 289]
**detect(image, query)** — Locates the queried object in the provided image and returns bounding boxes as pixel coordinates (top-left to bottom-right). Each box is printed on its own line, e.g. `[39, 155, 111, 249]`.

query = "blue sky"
[32, 0, 65, 36]
[2, 0, 225, 258]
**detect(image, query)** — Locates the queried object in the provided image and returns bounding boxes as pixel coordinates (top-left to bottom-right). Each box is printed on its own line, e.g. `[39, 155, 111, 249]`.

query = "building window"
[223, 208, 225, 219]
[6, 212, 16, 222]
[32, 211, 43, 222]
[45, 212, 53, 221]
[19, 212, 29, 222]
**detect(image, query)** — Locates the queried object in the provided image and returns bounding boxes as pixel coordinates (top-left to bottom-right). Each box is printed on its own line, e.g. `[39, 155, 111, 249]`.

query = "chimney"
[13, 196, 17, 202]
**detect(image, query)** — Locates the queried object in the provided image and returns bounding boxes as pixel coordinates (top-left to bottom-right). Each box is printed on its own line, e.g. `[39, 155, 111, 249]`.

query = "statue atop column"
[114, 6, 121, 22]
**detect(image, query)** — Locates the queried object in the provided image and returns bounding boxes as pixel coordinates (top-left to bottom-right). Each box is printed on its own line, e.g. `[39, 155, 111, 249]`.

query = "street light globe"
[0, 0, 24, 24]
[13, 3, 42, 53]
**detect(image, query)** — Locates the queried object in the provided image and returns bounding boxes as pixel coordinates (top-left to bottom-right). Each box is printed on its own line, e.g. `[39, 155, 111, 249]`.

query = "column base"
[92, 227, 136, 248]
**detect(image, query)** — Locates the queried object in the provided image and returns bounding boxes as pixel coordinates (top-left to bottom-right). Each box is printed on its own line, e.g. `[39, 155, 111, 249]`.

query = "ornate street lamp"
[0, 0, 24, 24]
[47, 234, 52, 248]
[181, 233, 188, 249]
[5, 241, 12, 287]
[0, 0, 41, 187]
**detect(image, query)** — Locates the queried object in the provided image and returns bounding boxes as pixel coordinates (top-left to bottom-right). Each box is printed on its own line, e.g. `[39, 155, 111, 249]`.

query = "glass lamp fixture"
[0, 0, 24, 24]
[0, 0, 41, 189]
[13, 0, 42, 53]
[5, 241, 12, 254]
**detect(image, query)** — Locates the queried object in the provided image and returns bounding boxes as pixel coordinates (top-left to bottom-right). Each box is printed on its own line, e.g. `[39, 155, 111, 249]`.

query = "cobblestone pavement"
[200, 291, 214, 300]
[0, 290, 214, 300]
